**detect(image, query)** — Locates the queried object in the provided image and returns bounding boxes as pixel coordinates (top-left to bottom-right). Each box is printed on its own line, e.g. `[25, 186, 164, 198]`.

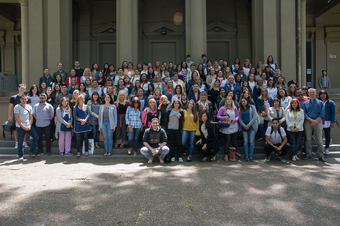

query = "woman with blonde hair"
[196, 91, 214, 123]
[153, 74, 166, 91]
[142, 98, 159, 129]
[114, 91, 130, 148]
[159, 95, 171, 128]
[154, 61, 162, 75]
[73, 95, 91, 157]
[217, 96, 239, 161]
[81, 68, 92, 83]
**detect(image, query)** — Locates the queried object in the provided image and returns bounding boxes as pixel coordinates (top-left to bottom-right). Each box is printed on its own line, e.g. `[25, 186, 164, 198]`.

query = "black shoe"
[304, 156, 311, 160]
[318, 157, 327, 162]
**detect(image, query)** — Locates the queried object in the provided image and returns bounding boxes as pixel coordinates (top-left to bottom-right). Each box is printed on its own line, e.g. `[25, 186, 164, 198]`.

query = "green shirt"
[39, 75, 55, 88]
[53, 69, 69, 83]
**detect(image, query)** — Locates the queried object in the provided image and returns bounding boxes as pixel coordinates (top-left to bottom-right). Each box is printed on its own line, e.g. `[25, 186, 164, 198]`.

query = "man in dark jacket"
[141, 118, 169, 164]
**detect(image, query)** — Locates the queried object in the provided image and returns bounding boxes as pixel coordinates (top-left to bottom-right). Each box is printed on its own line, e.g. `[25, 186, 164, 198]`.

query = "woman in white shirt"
[285, 99, 304, 161]
[277, 88, 292, 109]
[266, 77, 277, 100]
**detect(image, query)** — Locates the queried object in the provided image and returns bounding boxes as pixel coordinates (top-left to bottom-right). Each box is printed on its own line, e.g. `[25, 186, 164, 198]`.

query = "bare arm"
[8, 103, 13, 121]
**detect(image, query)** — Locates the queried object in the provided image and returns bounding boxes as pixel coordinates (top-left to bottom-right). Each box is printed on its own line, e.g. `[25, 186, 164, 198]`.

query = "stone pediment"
[143, 21, 183, 36]
[91, 22, 116, 35]
[207, 21, 237, 35]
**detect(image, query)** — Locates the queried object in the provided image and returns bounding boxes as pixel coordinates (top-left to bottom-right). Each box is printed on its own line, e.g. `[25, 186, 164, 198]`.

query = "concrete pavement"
[0, 156, 339, 225]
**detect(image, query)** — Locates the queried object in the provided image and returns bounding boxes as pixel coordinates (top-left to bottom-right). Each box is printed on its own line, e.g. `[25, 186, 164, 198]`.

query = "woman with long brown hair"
[182, 99, 200, 162]
[126, 97, 143, 156]
[55, 97, 73, 156]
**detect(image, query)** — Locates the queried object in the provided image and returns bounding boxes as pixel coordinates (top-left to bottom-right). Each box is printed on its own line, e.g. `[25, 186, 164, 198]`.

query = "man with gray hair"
[32, 93, 54, 156]
[300, 88, 326, 162]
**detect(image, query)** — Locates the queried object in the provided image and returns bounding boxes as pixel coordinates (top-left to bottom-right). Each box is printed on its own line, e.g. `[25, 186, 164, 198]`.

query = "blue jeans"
[101, 119, 113, 153]
[16, 126, 39, 158]
[76, 132, 89, 153]
[128, 128, 140, 153]
[182, 130, 196, 156]
[91, 124, 99, 144]
[140, 146, 170, 160]
[259, 120, 269, 139]
[287, 131, 303, 156]
[242, 130, 255, 157]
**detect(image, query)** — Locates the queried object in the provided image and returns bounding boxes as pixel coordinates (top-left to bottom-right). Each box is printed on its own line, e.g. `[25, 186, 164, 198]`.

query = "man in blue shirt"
[301, 88, 326, 162]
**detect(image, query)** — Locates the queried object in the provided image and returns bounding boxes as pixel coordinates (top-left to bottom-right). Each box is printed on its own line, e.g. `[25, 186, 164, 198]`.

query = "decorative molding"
[207, 21, 237, 36]
[143, 21, 184, 37]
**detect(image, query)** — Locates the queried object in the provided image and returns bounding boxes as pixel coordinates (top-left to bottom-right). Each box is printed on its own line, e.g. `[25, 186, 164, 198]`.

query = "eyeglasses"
[39, 97, 45, 99]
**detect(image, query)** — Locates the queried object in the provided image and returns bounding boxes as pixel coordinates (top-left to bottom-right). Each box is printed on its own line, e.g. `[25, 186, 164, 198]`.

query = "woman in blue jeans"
[286, 99, 304, 161]
[98, 94, 117, 156]
[88, 91, 102, 149]
[126, 97, 143, 156]
[73, 95, 92, 157]
[182, 100, 200, 162]
[239, 97, 258, 161]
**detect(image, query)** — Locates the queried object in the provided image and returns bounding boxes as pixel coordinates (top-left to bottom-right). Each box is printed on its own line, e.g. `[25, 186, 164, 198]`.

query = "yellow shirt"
[183, 110, 200, 136]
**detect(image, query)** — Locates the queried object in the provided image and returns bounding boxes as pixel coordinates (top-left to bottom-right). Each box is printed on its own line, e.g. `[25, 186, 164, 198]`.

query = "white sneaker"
[18, 157, 24, 161]
[292, 155, 296, 161]
[265, 156, 271, 162]
[24, 142, 29, 148]
[15, 142, 18, 149]
[171, 157, 175, 162]
[324, 149, 330, 155]
[178, 157, 183, 162]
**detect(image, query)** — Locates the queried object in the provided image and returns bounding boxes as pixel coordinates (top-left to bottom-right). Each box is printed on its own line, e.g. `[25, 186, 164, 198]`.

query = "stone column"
[28, 0, 44, 86]
[116, 0, 138, 66]
[301, 0, 307, 86]
[20, 0, 28, 85]
[185, 0, 207, 65]
[252, 0, 278, 65]
[280, 0, 296, 83]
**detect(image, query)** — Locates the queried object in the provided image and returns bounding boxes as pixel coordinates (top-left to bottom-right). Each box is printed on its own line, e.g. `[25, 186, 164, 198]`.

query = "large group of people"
[8, 54, 336, 163]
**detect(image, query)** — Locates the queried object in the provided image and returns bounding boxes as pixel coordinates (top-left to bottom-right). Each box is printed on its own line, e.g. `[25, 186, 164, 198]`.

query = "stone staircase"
[1, 134, 340, 161]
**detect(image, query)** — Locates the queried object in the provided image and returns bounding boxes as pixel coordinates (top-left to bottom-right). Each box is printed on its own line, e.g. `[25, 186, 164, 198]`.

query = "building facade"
[0, 0, 340, 90]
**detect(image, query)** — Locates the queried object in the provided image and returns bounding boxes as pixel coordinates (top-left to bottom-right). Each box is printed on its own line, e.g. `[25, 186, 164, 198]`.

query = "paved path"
[0, 156, 339, 225]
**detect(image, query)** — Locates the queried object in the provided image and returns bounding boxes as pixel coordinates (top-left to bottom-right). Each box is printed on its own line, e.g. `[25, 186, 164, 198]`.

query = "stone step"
[1, 151, 339, 162]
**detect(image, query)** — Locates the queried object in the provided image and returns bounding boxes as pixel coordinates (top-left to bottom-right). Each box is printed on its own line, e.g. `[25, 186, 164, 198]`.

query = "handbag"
[257, 113, 264, 125]
[3, 121, 15, 140]
[218, 106, 230, 128]
[99, 131, 104, 142]
[82, 139, 94, 155]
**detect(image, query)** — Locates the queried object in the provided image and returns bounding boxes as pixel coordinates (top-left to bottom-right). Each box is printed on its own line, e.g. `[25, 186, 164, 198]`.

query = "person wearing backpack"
[264, 118, 290, 162]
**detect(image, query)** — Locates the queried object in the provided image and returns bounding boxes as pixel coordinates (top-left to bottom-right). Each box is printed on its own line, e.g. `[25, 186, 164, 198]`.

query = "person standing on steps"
[14, 95, 39, 161]
[32, 93, 54, 156]
[300, 88, 326, 162]
[8, 84, 31, 149]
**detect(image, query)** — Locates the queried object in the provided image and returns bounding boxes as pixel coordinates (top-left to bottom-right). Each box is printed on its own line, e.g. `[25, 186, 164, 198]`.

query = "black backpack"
[163, 152, 172, 163]
[270, 126, 283, 139]
[2, 121, 15, 140]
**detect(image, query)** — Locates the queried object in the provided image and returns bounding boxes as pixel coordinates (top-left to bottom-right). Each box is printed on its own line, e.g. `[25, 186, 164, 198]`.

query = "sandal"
[107, 152, 112, 156]
[187, 156, 192, 162]
[85, 152, 89, 156]
[201, 156, 208, 162]
[95, 143, 100, 149]
[76, 152, 81, 157]
[210, 155, 218, 162]
[103, 152, 108, 156]
[114, 145, 119, 149]
[224, 155, 229, 161]
[133, 152, 137, 156]
[120, 144, 124, 149]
